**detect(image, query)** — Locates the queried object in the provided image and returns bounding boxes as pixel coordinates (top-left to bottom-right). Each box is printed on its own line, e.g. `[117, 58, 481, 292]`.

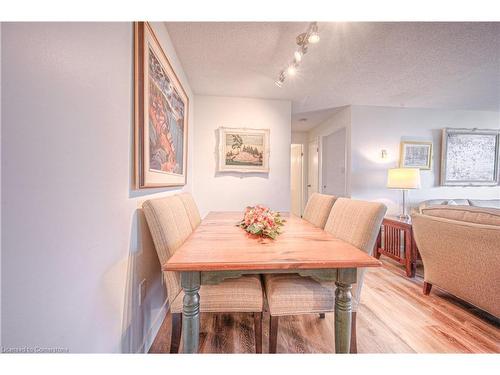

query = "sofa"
[418, 198, 500, 212]
[412, 205, 500, 318]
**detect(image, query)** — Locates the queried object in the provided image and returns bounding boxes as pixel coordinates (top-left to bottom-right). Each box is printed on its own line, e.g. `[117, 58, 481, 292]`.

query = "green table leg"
[334, 268, 357, 353]
[181, 272, 201, 353]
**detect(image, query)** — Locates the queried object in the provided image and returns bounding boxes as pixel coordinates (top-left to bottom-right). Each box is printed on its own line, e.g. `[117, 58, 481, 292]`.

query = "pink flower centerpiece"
[238, 205, 285, 239]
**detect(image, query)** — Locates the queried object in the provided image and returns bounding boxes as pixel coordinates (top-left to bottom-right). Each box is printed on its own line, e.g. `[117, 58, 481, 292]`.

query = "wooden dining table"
[164, 211, 381, 353]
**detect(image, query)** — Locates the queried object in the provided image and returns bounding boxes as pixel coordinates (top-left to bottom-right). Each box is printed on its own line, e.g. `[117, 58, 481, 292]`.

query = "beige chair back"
[142, 195, 194, 306]
[302, 193, 337, 228]
[324, 197, 387, 309]
[178, 192, 202, 229]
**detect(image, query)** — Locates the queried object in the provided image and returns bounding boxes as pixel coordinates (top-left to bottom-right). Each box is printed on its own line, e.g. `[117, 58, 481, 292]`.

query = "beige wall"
[1, 22, 194, 353]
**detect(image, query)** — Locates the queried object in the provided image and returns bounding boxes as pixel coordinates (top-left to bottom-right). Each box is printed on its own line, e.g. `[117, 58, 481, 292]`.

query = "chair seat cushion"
[264, 274, 335, 316]
[171, 275, 263, 313]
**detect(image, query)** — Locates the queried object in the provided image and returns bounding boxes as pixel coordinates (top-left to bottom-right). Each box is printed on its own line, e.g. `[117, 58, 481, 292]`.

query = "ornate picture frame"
[440, 128, 500, 186]
[399, 141, 433, 170]
[134, 22, 189, 188]
[217, 127, 270, 173]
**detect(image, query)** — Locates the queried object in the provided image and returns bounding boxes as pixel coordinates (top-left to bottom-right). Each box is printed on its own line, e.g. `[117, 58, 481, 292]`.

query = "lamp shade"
[387, 168, 421, 189]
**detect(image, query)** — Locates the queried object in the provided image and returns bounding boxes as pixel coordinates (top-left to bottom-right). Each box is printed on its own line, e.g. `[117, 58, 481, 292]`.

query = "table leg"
[335, 268, 356, 353]
[181, 272, 200, 353]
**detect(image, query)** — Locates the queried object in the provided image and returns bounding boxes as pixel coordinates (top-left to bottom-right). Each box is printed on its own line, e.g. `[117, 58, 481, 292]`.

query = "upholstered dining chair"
[302, 193, 337, 228]
[264, 197, 386, 353]
[177, 192, 201, 230]
[143, 194, 264, 353]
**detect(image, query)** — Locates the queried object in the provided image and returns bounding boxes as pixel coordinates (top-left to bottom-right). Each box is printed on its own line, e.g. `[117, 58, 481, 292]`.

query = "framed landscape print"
[440, 128, 500, 186]
[399, 141, 433, 170]
[134, 22, 189, 188]
[218, 127, 270, 173]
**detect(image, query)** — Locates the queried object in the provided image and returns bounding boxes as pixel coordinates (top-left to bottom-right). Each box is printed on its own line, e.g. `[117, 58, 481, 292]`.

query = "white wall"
[0, 22, 3, 347]
[291, 131, 308, 145]
[308, 106, 352, 196]
[350, 105, 500, 214]
[193, 96, 291, 217]
[1, 22, 194, 353]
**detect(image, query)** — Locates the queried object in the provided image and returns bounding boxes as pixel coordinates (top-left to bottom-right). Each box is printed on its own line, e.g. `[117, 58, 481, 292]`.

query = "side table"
[374, 216, 420, 278]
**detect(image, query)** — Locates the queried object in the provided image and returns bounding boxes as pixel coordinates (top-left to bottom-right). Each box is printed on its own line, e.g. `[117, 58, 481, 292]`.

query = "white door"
[321, 128, 347, 196]
[307, 138, 319, 202]
[290, 144, 304, 216]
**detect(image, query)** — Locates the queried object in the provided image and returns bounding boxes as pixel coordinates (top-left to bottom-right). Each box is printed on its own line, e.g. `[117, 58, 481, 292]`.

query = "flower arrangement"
[238, 205, 285, 239]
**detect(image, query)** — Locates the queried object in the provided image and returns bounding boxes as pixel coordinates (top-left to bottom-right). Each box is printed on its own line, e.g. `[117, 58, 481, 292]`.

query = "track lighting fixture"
[274, 71, 286, 87]
[275, 22, 320, 88]
[307, 22, 320, 43]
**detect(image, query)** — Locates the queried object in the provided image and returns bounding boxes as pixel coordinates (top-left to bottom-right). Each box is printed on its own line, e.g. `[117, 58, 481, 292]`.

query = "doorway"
[290, 144, 304, 217]
[307, 138, 319, 203]
[321, 128, 347, 197]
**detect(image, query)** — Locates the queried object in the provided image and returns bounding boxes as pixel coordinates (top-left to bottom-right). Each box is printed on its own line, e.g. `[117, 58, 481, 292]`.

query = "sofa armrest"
[412, 213, 500, 317]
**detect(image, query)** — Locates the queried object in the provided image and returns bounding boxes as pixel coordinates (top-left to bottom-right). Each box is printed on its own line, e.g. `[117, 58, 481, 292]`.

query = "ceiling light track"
[275, 22, 320, 88]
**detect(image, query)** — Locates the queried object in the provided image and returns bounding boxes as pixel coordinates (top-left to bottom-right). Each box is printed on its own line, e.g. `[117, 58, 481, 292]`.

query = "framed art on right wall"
[440, 128, 500, 186]
[400, 141, 433, 170]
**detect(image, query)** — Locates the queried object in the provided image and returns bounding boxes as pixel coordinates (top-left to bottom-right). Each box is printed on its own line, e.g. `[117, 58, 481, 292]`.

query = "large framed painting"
[440, 128, 500, 186]
[399, 141, 433, 170]
[217, 127, 270, 173]
[134, 22, 189, 188]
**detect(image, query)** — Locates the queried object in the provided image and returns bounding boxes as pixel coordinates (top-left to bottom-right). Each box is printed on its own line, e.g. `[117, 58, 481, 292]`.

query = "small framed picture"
[399, 141, 432, 170]
[218, 127, 270, 173]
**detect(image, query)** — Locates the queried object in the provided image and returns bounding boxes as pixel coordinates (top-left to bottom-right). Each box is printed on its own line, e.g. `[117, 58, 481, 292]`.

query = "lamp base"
[397, 213, 411, 221]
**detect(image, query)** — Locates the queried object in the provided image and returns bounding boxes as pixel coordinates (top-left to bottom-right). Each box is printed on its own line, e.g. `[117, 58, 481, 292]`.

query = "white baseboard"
[139, 299, 169, 353]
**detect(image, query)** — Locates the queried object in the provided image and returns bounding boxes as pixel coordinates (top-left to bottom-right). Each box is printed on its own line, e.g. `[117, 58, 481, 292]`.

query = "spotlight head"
[287, 64, 297, 76]
[308, 22, 320, 44]
[294, 50, 302, 62]
[308, 33, 320, 44]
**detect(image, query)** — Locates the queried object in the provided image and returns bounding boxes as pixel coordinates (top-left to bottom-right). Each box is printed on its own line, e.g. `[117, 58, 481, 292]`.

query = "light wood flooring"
[149, 259, 500, 353]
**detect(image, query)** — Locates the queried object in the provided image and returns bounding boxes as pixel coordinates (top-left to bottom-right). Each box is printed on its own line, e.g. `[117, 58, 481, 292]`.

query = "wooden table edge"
[163, 259, 382, 272]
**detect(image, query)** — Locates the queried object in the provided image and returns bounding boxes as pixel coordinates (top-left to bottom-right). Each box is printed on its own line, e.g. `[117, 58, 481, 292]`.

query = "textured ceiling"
[166, 22, 500, 117]
[291, 107, 344, 132]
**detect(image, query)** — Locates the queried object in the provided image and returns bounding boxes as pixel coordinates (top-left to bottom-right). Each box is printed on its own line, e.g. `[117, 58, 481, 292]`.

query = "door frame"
[307, 137, 320, 204]
[290, 144, 304, 217]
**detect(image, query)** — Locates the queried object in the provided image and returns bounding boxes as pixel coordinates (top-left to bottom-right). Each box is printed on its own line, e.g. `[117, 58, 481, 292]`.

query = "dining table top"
[164, 211, 382, 272]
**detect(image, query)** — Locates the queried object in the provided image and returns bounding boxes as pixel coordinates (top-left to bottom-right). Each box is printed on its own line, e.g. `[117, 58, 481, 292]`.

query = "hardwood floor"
[149, 260, 500, 353]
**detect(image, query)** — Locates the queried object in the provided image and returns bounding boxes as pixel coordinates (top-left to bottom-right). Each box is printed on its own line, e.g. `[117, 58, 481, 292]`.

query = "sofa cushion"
[468, 199, 500, 209]
[421, 205, 500, 226]
[418, 199, 470, 212]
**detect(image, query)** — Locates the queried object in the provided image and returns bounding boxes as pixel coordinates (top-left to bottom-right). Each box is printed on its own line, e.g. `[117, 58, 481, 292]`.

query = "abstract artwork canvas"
[440, 128, 500, 186]
[134, 22, 189, 188]
[218, 128, 270, 173]
[400, 141, 432, 170]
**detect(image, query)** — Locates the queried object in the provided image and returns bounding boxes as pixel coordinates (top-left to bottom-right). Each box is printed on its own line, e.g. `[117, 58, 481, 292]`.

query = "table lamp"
[387, 168, 421, 220]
